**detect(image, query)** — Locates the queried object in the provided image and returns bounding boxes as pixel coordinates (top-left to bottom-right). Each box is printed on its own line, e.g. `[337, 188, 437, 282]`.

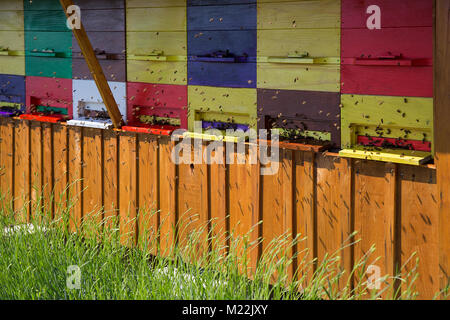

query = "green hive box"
[25, 1, 72, 78]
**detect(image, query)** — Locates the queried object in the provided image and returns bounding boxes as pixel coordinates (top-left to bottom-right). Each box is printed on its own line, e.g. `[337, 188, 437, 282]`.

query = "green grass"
[0, 191, 440, 300]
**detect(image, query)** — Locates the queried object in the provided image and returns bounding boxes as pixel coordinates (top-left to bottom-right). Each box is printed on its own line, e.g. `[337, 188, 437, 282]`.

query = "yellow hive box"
[340, 94, 434, 165]
[257, 0, 340, 92]
[126, 1, 187, 85]
[0, 5, 24, 76]
[187, 86, 257, 141]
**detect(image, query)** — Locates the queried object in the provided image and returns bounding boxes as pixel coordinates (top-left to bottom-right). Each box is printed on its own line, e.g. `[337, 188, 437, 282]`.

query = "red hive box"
[124, 82, 188, 135]
[21, 76, 73, 123]
[341, 0, 433, 97]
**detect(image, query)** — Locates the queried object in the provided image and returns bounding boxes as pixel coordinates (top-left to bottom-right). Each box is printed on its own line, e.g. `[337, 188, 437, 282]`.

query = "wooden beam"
[435, 0, 450, 294]
[59, 0, 123, 128]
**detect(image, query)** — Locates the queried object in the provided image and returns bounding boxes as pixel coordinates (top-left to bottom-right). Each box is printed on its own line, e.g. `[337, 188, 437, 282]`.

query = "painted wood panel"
[257, 89, 341, 147]
[72, 31, 125, 81]
[26, 76, 73, 118]
[257, 0, 340, 92]
[0, 74, 26, 114]
[187, 3, 256, 88]
[340, 94, 433, 164]
[127, 0, 186, 7]
[341, 0, 433, 97]
[126, 82, 188, 130]
[188, 85, 257, 132]
[127, 4, 187, 85]
[71, 79, 127, 124]
[0, 8, 24, 76]
[187, 3, 256, 31]
[341, 0, 433, 29]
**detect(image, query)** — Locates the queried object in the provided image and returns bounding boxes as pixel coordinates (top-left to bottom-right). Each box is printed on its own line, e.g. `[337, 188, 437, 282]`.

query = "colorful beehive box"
[187, 0, 257, 88]
[0, 74, 26, 117]
[185, 85, 257, 142]
[340, 0, 434, 165]
[124, 82, 187, 135]
[186, 1, 257, 140]
[67, 79, 127, 129]
[72, 0, 126, 82]
[126, 0, 187, 85]
[256, 0, 341, 147]
[0, 0, 25, 76]
[24, 0, 72, 79]
[21, 76, 72, 123]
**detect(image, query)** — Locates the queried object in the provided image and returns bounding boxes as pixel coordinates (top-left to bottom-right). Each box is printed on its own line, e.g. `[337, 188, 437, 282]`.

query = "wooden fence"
[0, 117, 444, 299]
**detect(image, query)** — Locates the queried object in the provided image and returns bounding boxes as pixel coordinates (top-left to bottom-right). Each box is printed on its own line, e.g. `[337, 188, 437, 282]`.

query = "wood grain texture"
[0, 118, 14, 211]
[228, 145, 260, 274]
[13, 119, 29, 222]
[353, 161, 396, 298]
[42, 123, 53, 217]
[103, 129, 119, 228]
[82, 128, 103, 225]
[399, 165, 439, 299]
[118, 132, 138, 246]
[316, 155, 353, 290]
[178, 141, 209, 254]
[29, 121, 43, 218]
[68, 126, 83, 232]
[159, 137, 178, 256]
[53, 124, 68, 220]
[137, 134, 159, 252]
[294, 151, 316, 283]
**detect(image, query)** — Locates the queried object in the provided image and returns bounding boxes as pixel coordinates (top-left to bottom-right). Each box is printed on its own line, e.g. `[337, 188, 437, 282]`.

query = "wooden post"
[435, 0, 450, 294]
[59, 0, 123, 128]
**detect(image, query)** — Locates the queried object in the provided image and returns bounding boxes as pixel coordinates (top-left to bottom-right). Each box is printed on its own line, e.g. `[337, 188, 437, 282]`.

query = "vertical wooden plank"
[400, 166, 439, 299]
[261, 148, 295, 279]
[316, 154, 353, 290]
[103, 129, 119, 229]
[435, 0, 450, 296]
[159, 136, 177, 256]
[82, 127, 103, 227]
[119, 132, 138, 246]
[53, 124, 68, 221]
[29, 121, 43, 220]
[0, 118, 14, 212]
[177, 140, 209, 256]
[14, 119, 30, 223]
[42, 123, 53, 219]
[228, 144, 260, 275]
[294, 151, 316, 284]
[209, 143, 228, 255]
[68, 126, 83, 231]
[353, 161, 396, 298]
[137, 134, 159, 253]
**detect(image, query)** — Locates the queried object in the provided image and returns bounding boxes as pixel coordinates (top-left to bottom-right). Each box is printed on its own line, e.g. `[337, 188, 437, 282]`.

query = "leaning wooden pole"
[59, 0, 123, 128]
